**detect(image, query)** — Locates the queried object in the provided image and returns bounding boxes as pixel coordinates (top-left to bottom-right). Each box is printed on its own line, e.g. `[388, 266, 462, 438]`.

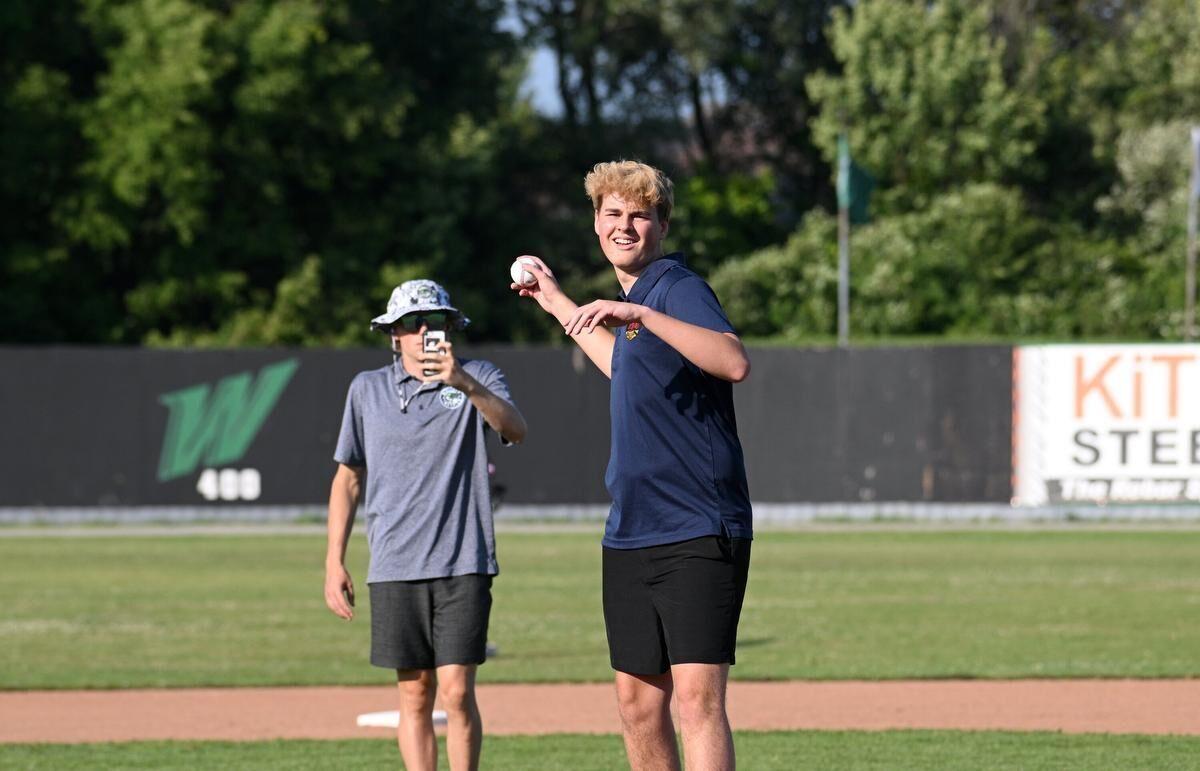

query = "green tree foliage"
[512, 0, 847, 210]
[2, 0, 527, 346]
[669, 168, 785, 275]
[2, 0, 1198, 346]
[714, 0, 1195, 343]
[807, 0, 1046, 213]
[0, 2, 100, 340]
[713, 184, 1171, 341]
[1105, 0, 1200, 130]
[653, 0, 850, 212]
[848, 185, 1147, 338]
[709, 212, 838, 340]
[1094, 120, 1196, 338]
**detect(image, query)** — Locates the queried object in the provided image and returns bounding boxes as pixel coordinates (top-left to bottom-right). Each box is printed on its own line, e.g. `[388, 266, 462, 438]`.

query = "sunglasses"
[393, 311, 452, 333]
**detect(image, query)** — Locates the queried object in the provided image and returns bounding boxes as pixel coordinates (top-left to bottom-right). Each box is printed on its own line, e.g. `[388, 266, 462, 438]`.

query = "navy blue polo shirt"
[603, 253, 753, 549]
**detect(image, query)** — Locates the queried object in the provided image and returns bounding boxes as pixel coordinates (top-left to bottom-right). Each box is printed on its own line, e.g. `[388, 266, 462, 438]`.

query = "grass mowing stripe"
[3, 731, 1200, 770]
[1, 531, 1199, 688]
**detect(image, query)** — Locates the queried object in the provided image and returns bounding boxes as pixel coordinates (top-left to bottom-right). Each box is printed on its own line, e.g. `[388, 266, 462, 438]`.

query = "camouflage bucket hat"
[370, 279, 470, 331]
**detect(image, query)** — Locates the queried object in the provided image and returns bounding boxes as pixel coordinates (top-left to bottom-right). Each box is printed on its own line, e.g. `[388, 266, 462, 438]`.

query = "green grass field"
[2, 528, 1200, 689]
[4, 730, 1200, 770]
[3, 527, 1199, 768]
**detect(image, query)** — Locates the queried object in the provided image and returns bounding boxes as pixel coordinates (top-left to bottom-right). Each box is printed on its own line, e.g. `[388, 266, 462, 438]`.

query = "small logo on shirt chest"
[625, 322, 641, 341]
[439, 388, 466, 409]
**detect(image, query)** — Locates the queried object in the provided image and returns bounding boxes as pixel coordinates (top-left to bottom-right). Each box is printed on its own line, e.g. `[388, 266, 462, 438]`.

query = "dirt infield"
[2, 680, 1199, 743]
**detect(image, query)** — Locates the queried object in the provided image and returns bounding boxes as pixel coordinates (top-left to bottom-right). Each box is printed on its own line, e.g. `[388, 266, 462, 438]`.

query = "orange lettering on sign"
[1152, 354, 1195, 418]
[1133, 358, 1144, 418]
[1075, 355, 1122, 418]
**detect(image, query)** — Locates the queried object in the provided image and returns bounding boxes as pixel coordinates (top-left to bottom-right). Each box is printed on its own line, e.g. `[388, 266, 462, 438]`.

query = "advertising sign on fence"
[1013, 345, 1200, 505]
[1, 345, 1014, 509]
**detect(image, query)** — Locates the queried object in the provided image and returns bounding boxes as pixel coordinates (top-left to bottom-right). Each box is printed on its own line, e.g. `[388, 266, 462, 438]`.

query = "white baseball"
[510, 257, 538, 287]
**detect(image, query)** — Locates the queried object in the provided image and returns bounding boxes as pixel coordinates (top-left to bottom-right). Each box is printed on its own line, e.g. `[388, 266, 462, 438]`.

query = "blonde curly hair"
[584, 160, 674, 221]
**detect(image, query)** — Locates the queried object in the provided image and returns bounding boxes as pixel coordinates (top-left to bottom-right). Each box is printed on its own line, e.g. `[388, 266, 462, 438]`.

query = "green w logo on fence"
[157, 359, 300, 482]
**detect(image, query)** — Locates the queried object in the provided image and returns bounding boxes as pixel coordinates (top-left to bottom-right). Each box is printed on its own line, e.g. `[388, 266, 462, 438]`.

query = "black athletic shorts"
[369, 574, 493, 671]
[602, 535, 752, 675]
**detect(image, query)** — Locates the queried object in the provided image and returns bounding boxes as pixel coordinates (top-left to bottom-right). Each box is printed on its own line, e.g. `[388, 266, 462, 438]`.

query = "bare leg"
[613, 671, 681, 771]
[437, 663, 482, 771]
[671, 663, 734, 771]
[396, 669, 437, 770]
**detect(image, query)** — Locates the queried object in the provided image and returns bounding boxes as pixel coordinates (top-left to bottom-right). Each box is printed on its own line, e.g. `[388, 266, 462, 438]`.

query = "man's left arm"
[459, 371, 527, 444]
[639, 308, 750, 383]
[419, 343, 528, 444]
[565, 301, 750, 383]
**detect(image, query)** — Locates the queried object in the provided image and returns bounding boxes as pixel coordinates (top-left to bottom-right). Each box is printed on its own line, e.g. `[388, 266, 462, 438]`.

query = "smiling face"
[593, 193, 670, 277]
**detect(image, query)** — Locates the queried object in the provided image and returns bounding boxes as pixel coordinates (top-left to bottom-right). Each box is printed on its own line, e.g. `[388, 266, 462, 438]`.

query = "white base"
[357, 710, 447, 728]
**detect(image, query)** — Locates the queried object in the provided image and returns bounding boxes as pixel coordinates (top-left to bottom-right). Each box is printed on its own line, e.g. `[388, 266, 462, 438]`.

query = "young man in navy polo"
[325, 280, 527, 771]
[512, 161, 752, 771]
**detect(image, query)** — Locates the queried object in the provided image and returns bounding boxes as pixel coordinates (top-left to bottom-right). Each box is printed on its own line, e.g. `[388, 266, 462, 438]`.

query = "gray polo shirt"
[334, 357, 514, 583]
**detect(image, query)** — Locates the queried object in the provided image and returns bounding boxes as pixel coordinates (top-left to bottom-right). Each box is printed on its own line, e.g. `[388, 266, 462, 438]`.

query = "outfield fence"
[2, 344, 1197, 522]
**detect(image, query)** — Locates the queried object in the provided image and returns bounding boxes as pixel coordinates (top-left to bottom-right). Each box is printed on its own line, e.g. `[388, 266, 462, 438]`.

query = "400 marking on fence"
[196, 468, 262, 501]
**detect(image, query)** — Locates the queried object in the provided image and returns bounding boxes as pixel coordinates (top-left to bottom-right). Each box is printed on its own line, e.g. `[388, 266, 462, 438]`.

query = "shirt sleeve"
[471, 360, 518, 446]
[663, 275, 736, 335]
[473, 360, 515, 406]
[333, 377, 366, 467]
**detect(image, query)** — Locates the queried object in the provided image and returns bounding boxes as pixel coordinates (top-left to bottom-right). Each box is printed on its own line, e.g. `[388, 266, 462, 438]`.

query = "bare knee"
[674, 681, 725, 727]
[615, 677, 671, 728]
[398, 671, 437, 714]
[437, 679, 476, 716]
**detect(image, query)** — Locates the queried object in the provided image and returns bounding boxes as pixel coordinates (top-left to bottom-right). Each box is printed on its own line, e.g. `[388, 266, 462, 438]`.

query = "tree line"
[3, 0, 1197, 346]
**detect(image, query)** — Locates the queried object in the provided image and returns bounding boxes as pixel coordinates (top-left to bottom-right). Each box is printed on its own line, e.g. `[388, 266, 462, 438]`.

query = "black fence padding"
[733, 345, 1012, 503]
[0, 345, 1012, 506]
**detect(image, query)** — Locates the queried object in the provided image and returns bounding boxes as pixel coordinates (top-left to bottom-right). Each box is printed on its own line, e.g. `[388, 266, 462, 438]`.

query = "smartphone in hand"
[422, 330, 446, 376]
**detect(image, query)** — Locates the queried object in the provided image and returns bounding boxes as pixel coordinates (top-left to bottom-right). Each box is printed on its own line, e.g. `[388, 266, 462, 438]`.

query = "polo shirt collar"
[393, 357, 413, 384]
[618, 252, 685, 304]
[393, 357, 433, 388]
[392, 356, 440, 412]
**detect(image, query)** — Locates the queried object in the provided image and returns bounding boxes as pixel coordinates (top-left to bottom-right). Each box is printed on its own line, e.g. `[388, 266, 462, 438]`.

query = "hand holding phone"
[422, 330, 446, 377]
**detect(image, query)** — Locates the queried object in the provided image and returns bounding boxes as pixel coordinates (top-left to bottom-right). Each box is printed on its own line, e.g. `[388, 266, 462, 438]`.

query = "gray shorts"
[369, 574, 493, 671]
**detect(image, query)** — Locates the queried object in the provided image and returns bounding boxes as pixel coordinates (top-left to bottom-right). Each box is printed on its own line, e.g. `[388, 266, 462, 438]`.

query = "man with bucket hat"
[324, 279, 526, 771]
